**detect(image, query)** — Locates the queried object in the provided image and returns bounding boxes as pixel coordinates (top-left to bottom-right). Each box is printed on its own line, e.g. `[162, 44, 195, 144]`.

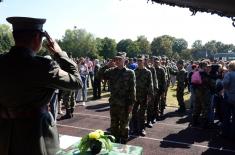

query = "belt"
[0, 106, 48, 119]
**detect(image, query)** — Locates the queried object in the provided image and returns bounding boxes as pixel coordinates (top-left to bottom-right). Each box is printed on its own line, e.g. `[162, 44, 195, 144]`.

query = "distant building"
[214, 53, 235, 61]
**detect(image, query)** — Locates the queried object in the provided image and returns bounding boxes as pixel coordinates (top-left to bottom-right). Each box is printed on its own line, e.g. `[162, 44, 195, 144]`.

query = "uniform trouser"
[193, 88, 211, 121]
[154, 93, 160, 117]
[147, 96, 155, 122]
[110, 104, 131, 141]
[132, 99, 147, 132]
[93, 78, 101, 98]
[222, 101, 235, 138]
[63, 91, 75, 110]
[176, 87, 185, 109]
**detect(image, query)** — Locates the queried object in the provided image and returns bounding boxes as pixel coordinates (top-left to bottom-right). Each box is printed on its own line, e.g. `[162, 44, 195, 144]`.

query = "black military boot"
[191, 116, 199, 127]
[145, 121, 153, 128]
[59, 109, 73, 120]
[70, 108, 74, 117]
[139, 129, 146, 137]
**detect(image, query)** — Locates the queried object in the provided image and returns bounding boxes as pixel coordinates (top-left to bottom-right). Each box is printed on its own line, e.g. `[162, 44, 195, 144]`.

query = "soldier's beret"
[6, 16, 46, 32]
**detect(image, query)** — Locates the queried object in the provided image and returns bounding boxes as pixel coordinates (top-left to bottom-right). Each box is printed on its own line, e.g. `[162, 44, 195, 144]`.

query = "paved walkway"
[57, 98, 235, 155]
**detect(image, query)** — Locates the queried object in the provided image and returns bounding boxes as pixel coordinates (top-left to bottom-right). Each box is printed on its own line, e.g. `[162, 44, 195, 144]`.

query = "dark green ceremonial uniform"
[99, 66, 136, 142]
[0, 47, 82, 155]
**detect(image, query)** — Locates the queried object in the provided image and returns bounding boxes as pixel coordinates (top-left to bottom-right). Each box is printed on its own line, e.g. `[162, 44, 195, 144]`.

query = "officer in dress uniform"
[0, 17, 83, 155]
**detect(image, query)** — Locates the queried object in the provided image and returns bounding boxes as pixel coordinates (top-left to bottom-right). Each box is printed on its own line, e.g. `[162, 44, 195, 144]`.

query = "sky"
[1, 0, 235, 47]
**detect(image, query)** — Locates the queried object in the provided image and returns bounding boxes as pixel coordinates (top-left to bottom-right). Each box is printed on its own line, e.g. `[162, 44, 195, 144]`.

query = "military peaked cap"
[6, 16, 46, 32]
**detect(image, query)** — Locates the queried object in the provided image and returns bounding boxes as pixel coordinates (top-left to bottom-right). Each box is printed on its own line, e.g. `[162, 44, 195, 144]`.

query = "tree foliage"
[1, 24, 235, 61]
[151, 35, 174, 57]
[172, 38, 188, 53]
[98, 37, 117, 59]
[116, 39, 132, 52]
[136, 35, 150, 55]
[60, 28, 98, 58]
[0, 24, 14, 53]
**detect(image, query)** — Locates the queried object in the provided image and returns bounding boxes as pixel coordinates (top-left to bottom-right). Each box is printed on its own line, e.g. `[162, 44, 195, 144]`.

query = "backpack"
[191, 71, 202, 85]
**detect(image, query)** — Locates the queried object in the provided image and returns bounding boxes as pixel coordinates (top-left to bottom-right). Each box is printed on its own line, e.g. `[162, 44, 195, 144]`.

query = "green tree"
[136, 35, 150, 55]
[151, 35, 174, 57]
[0, 24, 14, 53]
[126, 41, 141, 57]
[215, 42, 235, 53]
[60, 28, 98, 58]
[98, 37, 117, 59]
[192, 40, 203, 50]
[191, 40, 203, 60]
[179, 49, 192, 60]
[172, 38, 188, 53]
[203, 40, 217, 55]
[116, 39, 132, 52]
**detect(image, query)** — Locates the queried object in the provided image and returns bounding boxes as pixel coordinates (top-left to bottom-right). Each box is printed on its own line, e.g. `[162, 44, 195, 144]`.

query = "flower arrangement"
[78, 129, 115, 154]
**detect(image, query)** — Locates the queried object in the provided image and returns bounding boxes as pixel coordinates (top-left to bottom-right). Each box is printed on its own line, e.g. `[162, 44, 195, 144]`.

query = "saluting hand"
[44, 31, 63, 54]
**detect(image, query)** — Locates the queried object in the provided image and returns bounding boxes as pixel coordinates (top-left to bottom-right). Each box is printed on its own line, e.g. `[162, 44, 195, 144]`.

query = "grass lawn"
[166, 86, 190, 108]
[87, 84, 191, 109]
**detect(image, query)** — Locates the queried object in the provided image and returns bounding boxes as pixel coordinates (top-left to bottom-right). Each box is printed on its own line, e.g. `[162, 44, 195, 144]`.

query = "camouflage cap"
[154, 56, 160, 61]
[151, 56, 157, 60]
[115, 52, 126, 59]
[144, 55, 149, 60]
[137, 55, 145, 60]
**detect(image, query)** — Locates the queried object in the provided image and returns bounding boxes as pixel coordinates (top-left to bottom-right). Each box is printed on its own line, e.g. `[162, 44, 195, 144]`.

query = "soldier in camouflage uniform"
[59, 91, 76, 119]
[59, 54, 77, 119]
[98, 52, 136, 144]
[176, 60, 187, 113]
[145, 56, 158, 127]
[154, 57, 167, 117]
[160, 56, 170, 114]
[131, 55, 153, 136]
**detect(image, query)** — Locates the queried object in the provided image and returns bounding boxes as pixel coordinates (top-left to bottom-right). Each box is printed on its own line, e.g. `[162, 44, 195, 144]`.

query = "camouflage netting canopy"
[150, 0, 235, 18]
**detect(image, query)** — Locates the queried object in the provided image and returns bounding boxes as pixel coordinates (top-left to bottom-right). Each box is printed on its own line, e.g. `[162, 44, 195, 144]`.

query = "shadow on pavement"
[160, 127, 214, 148]
[85, 102, 110, 112]
[160, 123, 235, 153]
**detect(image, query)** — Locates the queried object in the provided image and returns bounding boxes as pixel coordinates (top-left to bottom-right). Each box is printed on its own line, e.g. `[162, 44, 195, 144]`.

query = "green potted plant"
[78, 129, 115, 154]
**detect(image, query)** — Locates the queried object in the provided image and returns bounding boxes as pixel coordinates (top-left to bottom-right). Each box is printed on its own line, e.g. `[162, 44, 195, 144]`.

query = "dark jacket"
[0, 46, 82, 155]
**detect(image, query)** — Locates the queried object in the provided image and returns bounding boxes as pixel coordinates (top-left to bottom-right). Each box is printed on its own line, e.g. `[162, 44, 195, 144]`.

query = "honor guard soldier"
[0, 17, 83, 155]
